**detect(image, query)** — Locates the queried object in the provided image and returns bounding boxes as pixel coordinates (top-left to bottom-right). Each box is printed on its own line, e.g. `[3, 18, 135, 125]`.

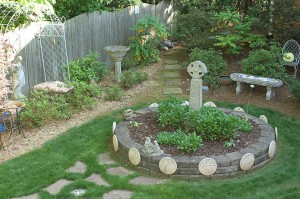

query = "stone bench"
[230, 73, 283, 100]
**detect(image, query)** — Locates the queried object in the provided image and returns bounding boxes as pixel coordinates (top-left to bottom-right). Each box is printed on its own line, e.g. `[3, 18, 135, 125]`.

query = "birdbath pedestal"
[104, 45, 130, 82]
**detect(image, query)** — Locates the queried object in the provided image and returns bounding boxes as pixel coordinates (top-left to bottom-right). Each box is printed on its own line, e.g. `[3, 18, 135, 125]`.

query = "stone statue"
[123, 109, 136, 121]
[12, 56, 25, 100]
[187, 61, 208, 111]
[142, 137, 164, 156]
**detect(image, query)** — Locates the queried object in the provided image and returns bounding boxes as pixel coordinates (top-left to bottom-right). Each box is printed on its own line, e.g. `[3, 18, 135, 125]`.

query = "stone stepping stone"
[164, 64, 182, 70]
[66, 161, 87, 174]
[163, 71, 181, 78]
[85, 173, 110, 187]
[103, 190, 133, 199]
[163, 59, 178, 64]
[129, 176, 167, 186]
[163, 87, 183, 95]
[164, 79, 181, 86]
[43, 179, 73, 195]
[98, 152, 116, 165]
[106, 166, 134, 176]
[12, 193, 39, 199]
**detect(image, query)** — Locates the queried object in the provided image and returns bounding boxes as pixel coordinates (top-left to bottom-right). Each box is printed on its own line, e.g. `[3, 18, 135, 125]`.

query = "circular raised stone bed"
[113, 107, 277, 180]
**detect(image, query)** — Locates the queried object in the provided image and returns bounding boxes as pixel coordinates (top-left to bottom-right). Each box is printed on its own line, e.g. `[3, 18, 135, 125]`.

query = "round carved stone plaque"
[259, 115, 268, 123]
[128, 148, 141, 166]
[275, 127, 278, 140]
[268, 141, 276, 158]
[198, 158, 217, 176]
[240, 153, 255, 171]
[112, 121, 116, 134]
[159, 157, 177, 175]
[187, 61, 207, 79]
[233, 107, 245, 113]
[203, 101, 217, 108]
[112, 135, 118, 152]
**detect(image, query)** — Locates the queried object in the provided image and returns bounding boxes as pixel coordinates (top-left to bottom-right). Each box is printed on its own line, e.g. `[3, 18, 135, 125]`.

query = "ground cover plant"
[0, 102, 299, 198]
[21, 81, 101, 128]
[157, 97, 252, 151]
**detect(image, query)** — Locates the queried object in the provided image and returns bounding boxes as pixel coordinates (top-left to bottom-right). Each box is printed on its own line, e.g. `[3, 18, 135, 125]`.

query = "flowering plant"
[0, 34, 14, 105]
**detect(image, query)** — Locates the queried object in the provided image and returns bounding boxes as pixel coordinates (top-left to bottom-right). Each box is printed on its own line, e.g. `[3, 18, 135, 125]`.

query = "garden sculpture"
[187, 61, 208, 111]
[280, 39, 300, 77]
[12, 56, 26, 100]
[142, 136, 164, 156]
[0, 111, 12, 149]
[104, 45, 130, 82]
[123, 109, 136, 121]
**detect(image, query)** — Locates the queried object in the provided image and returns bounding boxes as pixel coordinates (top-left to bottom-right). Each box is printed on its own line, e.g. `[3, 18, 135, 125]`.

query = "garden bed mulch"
[128, 111, 261, 156]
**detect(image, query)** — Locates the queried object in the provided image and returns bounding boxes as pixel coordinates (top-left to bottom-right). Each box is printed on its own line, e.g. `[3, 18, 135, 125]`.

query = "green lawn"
[0, 101, 299, 199]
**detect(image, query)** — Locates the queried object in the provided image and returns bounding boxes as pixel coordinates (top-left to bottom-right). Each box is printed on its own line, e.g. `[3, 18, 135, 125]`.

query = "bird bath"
[104, 45, 130, 82]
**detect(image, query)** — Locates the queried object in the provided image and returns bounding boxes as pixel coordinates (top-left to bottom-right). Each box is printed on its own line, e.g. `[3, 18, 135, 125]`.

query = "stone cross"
[187, 61, 207, 111]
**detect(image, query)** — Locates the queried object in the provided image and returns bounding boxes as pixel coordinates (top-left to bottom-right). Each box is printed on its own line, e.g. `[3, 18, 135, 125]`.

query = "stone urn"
[104, 45, 130, 82]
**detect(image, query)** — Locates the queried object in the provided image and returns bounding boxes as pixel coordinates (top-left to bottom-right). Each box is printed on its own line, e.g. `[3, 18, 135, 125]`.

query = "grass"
[0, 100, 299, 199]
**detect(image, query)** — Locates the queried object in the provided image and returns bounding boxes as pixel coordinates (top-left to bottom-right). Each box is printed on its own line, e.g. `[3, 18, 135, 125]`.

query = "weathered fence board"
[5, 0, 175, 96]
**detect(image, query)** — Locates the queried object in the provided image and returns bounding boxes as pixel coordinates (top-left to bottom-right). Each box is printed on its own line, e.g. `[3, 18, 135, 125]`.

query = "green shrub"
[288, 79, 300, 100]
[177, 132, 203, 153]
[240, 49, 288, 80]
[64, 52, 107, 83]
[157, 97, 253, 142]
[65, 81, 101, 110]
[129, 15, 169, 66]
[188, 48, 227, 87]
[157, 97, 189, 128]
[212, 9, 263, 55]
[120, 70, 148, 89]
[21, 81, 101, 128]
[21, 90, 71, 128]
[157, 129, 203, 153]
[104, 86, 123, 101]
[176, 7, 216, 50]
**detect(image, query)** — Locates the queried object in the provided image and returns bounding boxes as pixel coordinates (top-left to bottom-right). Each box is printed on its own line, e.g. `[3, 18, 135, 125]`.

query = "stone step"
[164, 79, 181, 86]
[164, 64, 182, 70]
[163, 71, 181, 78]
[163, 87, 183, 95]
[163, 59, 178, 65]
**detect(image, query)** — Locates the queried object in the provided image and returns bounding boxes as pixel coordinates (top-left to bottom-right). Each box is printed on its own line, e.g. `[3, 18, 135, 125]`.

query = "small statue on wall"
[142, 137, 164, 156]
[12, 56, 26, 100]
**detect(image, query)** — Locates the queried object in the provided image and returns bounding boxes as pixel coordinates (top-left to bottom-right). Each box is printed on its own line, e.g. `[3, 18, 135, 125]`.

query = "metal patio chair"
[279, 39, 300, 77]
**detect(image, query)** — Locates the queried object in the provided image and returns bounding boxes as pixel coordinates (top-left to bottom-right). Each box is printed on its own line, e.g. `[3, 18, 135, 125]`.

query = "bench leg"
[236, 81, 244, 94]
[266, 87, 275, 100]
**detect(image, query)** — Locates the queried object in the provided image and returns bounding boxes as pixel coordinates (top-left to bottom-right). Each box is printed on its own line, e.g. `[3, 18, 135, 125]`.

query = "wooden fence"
[5, 0, 175, 96]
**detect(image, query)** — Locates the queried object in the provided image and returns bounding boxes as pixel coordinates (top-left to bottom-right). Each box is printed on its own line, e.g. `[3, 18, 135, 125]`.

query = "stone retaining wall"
[113, 107, 277, 180]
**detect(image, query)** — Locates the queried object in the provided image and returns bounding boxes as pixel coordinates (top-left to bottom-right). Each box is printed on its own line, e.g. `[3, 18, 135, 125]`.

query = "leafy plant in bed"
[156, 97, 253, 153]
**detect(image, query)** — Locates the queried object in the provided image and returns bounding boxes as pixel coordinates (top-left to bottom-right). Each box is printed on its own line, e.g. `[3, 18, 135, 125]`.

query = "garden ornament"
[12, 56, 26, 100]
[123, 109, 136, 121]
[187, 61, 208, 111]
[280, 40, 300, 77]
[142, 136, 164, 156]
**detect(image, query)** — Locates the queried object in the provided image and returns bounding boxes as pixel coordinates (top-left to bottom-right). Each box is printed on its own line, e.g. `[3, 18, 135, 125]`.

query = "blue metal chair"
[0, 111, 12, 150]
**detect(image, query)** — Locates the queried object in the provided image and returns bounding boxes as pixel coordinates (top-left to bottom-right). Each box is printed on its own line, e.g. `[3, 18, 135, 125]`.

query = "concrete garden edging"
[113, 107, 277, 180]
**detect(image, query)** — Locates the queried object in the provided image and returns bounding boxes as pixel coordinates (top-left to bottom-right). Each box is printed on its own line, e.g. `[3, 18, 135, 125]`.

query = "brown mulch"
[128, 111, 261, 156]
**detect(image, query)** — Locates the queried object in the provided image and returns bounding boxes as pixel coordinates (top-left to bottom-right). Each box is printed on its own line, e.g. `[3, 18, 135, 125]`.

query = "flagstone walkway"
[162, 49, 184, 95]
[12, 152, 167, 199]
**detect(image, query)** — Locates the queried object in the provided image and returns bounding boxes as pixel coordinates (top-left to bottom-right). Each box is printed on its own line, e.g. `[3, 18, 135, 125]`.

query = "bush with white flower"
[0, 34, 14, 106]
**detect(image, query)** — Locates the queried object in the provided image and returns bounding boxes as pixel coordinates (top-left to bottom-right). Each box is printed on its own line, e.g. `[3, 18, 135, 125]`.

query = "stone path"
[162, 51, 183, 95]
[13, 152, 166, 199]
